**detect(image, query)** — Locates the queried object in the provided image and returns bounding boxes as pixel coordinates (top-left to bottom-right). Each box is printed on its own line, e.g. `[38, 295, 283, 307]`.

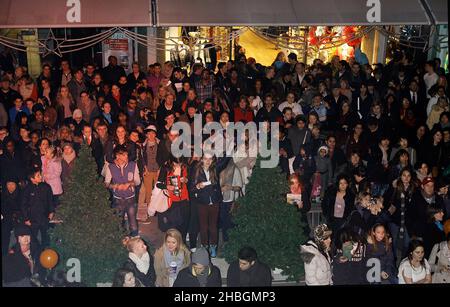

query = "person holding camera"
[156, 155, 190, 243]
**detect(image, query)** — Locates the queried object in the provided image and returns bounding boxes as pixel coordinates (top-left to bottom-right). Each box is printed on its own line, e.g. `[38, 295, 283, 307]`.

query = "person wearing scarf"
[123, 237, 156, 287]
[173, 247, 222, 287]
[154, 228, 191, 287]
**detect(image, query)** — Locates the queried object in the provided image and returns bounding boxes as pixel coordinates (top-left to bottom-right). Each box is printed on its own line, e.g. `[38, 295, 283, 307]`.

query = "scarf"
[62, 151, 76, 164]
[129, 252, 150, 274]
[191, 264, 210, 287]
[163, 246, 186, 273]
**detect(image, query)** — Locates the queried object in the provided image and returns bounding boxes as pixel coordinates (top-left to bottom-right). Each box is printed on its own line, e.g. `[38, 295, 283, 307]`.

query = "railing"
[306, 202, 325, 237]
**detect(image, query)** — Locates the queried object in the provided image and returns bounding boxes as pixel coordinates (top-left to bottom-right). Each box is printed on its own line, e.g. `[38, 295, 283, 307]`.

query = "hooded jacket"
[300, 240, 332, 285]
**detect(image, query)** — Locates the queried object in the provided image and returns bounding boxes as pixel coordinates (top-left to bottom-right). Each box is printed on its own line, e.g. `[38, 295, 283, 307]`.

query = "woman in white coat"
[428, 233, 450, 284]
[300, 224, 333, 285]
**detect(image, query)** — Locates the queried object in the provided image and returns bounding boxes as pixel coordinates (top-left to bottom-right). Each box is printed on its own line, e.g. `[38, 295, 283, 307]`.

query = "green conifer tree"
[223, 158, 308, 282]
[50, 144, 127, 286]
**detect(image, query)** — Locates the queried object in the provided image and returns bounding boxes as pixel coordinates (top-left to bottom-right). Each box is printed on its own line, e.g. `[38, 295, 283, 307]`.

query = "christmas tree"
[223, 158, 308, 282]
[50, 144, 127, 286]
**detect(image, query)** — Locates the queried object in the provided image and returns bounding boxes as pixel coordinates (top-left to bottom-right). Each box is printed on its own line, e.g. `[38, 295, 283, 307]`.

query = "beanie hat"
[314, 224, 332, 244]
[191, 247, 210, 266]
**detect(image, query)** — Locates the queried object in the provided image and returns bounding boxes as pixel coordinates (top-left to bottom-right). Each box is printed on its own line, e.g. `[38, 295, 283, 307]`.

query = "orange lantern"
[40, 249, 59, 269]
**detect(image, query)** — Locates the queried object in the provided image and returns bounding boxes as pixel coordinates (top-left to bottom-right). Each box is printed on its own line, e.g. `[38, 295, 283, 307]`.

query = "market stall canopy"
[424, 0, 448, 25]
[0, 0, 152, 28]
[0, 0, 447, 28]
[156, 0, 445, 26]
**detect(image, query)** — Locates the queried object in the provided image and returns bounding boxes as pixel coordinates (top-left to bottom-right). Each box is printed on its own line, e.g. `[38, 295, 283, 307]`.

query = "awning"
[156, 0, 435, 26]
[0, 0, 151, 28]
[424, 0, 448, 25]
[0, 0, 447, 28]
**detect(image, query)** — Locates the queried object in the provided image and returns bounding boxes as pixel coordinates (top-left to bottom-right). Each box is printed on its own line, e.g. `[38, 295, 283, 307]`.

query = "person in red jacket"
[234, 95, 254, 124]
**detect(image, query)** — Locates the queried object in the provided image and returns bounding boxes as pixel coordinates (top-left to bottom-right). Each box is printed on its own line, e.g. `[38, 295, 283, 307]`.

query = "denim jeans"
[389, 222, 410, 266]
[113, 197, 138, 236]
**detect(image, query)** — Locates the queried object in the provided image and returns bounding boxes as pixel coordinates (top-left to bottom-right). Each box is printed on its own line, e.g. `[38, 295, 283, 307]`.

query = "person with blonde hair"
[154, 228, 191, 287]
[122, 236, 156, 287]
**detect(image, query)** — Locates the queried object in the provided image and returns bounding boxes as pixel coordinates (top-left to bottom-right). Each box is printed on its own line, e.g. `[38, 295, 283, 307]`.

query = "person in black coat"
[2, 224, 43, 287]
[173, 247, 222, 287]
[423, 205, 446, 259]
[122, 236, 156, 287]
[0, 139, 26, 187]
[104, 125, 137, 164]
[227, 246, 272, 287]
[410, 177, 445, 240]
[366, 135, 391, 197]
[101, 56, 126, 85]
[1, 179, 22, 254]
[293, 145, 316, 192]
[332, 229, 368, 285]
[326, 135, 347, 182]
[279, 128, 294, 174]
[189, 154, 228, 258]
[321, 175, 355, 236]
[81, 124, 104, 174]
[20, 169, 55, 248]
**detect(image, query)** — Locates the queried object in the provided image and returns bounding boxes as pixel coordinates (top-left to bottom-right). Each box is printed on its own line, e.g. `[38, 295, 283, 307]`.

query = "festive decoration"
[224, 157, 309, 282]
[50, 144, 128, 286]
[39, 249, 59, 269]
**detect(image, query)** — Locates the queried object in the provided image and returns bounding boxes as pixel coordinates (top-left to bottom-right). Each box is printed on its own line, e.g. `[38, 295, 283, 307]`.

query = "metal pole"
[303, 27, 308, 64]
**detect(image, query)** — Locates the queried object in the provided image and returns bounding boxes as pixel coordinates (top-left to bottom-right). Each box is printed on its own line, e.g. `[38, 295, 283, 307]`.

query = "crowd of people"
[1, 45, 450, 286]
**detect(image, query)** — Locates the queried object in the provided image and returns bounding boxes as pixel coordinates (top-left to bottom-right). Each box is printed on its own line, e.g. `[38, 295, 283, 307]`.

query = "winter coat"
[300, 240, 332, 285]
[226, 260, 273, 287]
[173, 264, 222, 287]
[190, 158, 230, 205]
[293, 154, 316, 185]
[0, 151, 26, 185]
[153, 246, 191, 287]
[428, 241, 450, 284]
[314, 154, 333, 186]
[41, 157, 63, 195]
[383, 185, 415, 234]
[20, 182, 55, 225]
[2, 243, 43, 284]
[321, 187, 355, 228]
[288, 126, 312, 157]
[410, 191, 445, 238]
[123, 255, 156, 287]
[366, 238, 396, 284]
[332, 245, 369, 285]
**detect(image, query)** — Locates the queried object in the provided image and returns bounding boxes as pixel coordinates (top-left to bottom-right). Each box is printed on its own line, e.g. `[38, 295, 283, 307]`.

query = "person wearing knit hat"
[173, 247, 222, 287]
[300, 224, 333, 285]
[314, 224, 333, 244]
